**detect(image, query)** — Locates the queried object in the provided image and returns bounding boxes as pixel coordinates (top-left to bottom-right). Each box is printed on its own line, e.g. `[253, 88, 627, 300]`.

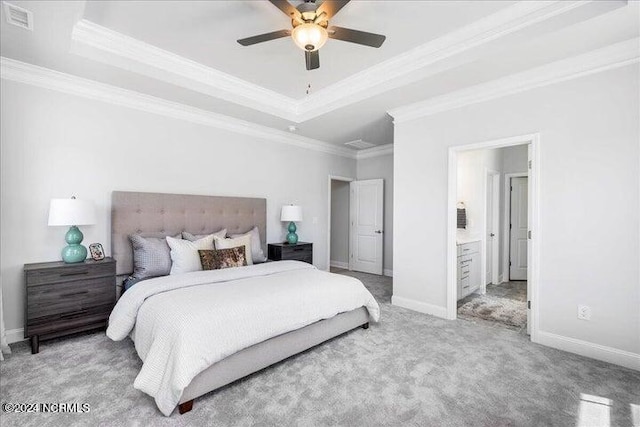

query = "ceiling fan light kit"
[237, 0, 386, 70]
[292, 23, 328, 52]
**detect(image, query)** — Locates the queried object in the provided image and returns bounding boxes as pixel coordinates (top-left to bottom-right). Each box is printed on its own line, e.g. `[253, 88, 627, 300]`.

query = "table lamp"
[48, 197, 96, 263]
[281, 205, 303, 244]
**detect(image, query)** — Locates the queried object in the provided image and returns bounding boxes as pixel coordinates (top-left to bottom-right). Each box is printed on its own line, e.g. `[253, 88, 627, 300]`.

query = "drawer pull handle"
[60, 310, 88, 319]
[60, 290, 89, 298]
[293, 247, 305, 251]
[60, 270, 89, 277]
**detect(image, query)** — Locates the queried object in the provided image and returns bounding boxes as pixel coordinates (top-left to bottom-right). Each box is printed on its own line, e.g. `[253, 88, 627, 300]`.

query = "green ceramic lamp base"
[62, 225, 87, 263]
[286, 221, 299, 244]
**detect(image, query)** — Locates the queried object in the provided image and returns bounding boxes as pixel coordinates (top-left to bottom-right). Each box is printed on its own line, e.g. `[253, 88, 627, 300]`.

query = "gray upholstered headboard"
[111, 191, 267, 276]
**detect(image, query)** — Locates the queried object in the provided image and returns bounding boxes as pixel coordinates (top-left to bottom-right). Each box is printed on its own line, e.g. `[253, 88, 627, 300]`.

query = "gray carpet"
[1, 271, 639, 426]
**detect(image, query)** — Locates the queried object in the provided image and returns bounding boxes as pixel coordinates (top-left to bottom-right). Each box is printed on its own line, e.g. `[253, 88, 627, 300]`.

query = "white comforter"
[107, 261, 380, 416]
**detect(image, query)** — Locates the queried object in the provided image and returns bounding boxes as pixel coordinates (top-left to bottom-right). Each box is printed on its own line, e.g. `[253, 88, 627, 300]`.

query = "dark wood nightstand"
[268, 242, 313, 264]
[24, 257, 116, 354]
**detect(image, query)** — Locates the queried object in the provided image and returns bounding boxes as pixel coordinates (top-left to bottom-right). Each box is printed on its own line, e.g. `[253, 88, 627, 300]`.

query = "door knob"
[375, 230, 383, 234]
[490, 233, 495, 237]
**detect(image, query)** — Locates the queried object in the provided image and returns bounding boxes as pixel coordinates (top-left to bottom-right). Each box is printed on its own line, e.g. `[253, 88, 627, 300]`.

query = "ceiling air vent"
[3, 2, 33, 31]
[344, 140, 375, 150]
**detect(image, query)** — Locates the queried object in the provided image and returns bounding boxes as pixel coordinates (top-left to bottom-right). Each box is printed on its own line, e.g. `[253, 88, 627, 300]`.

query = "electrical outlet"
[577, 305, 591, 321]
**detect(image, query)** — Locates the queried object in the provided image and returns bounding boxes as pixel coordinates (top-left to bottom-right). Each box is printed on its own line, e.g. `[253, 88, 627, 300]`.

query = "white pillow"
[167, 234, 215, 275]
[214, 235, 253, 265]
[182, 228, 227, 242]
[230, 226, 267, 263]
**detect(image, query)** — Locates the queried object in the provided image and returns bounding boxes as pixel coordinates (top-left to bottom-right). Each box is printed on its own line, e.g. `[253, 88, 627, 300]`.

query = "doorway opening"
[328, 176, 352, 271]
[447, 134, 539, 340]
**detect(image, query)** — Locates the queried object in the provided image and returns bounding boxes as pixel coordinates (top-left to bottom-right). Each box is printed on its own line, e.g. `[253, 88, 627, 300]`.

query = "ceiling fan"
[237, 0, 386, 70]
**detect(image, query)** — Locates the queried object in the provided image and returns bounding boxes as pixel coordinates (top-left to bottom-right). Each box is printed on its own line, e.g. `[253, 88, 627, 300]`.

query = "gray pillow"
[231, 226, 267, 263]
[182, 228, 226, 242]
[129, 233, 180, 279]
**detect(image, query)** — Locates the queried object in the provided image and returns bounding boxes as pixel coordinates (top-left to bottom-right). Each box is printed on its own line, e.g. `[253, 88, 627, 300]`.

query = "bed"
[107, 191, 380, 416]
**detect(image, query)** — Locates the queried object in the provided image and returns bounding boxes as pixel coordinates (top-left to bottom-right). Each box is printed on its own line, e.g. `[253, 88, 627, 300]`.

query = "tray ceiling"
[1, 1, 637, 149]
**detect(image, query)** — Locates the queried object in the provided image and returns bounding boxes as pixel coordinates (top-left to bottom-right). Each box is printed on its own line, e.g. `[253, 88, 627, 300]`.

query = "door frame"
[503, 172, 528, 282]
[327, 175, 355, 272]
[447, 133, 540, 343]
[484, 169, 501, 290]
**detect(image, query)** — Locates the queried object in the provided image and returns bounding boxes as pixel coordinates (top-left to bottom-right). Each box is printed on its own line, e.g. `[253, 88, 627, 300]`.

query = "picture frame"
[89, 243, 105, 261]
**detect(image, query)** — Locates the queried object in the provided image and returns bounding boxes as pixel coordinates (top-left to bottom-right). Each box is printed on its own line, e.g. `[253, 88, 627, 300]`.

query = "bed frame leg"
[178, 400, 194, 414]
[362, 322, 369, 329]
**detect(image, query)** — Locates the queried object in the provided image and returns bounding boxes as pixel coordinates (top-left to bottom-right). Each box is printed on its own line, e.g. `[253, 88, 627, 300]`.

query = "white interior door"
[350, 179, 384, 275]
[509, 177, 528, 280]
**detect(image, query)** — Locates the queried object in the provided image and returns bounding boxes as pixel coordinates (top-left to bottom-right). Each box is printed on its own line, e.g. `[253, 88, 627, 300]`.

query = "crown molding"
[356, 144, 394, 160]
[70, 20, 299, 122]
[296, 0, 591, 121]
[0, 57, 356, 159]
[69, 1, 596, 123]
[388, 37, 640, 123]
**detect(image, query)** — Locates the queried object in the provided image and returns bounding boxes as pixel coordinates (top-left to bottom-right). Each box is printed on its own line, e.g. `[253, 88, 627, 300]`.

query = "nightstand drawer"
[26, 304, 113, 336]
[27, 277, 115, 319]
[280, 245, 311, 255]
[26, 262, 115, 286]
[285, 254, 312, 263]
[268, 242, 313, 264]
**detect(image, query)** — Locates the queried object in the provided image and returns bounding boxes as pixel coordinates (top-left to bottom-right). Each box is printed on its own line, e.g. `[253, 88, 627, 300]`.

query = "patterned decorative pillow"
[129, 233, 181, 279]
[199, 247, 247, 270]
[214, 234, 253, 265]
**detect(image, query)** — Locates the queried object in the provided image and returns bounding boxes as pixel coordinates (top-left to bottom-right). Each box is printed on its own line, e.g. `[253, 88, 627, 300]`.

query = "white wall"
[330, 180, 350, 266]
[0, 79, 356, 332]
[456, 148, 502, 232]
[357, 153, 393, 274]
[502, 145, 528, 174]
[393, 65, 639, 363]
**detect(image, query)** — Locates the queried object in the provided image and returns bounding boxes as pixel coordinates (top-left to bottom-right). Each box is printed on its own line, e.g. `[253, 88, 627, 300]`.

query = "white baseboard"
[6, 328, 25, 344]
[384, 269, 393, 277]
[536, 331, 640, 371]
[329, 260, 349, 270]
[498, 274, 504, 283]
[391, 296, 448, 319]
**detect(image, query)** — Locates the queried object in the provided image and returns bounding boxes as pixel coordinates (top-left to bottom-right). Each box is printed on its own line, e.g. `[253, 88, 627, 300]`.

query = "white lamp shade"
[48, 198, 96, 226]
[281, 205, 303, 222]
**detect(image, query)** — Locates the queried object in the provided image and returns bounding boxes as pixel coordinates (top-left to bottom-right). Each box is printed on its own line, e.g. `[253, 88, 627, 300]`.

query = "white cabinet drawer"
[460, 276, 471, 297]
[457, 241, 480, 256]
[459, 264, 471, 279]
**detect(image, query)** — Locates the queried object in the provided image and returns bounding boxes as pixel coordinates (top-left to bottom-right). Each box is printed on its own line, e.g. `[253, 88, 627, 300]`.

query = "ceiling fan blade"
[268, 0, 302, 20]
[305, 50, 320, 70]
[237, 29, 291, 46]
[317, 1, 350, 19]
[327, 26, 386, 48]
